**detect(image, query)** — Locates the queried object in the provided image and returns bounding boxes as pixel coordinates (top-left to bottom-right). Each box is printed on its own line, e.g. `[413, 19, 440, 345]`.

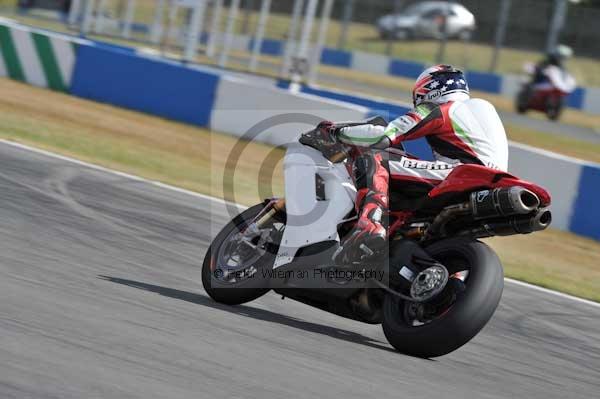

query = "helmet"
[547, 44, 573, 67]
[412, 64, 470, 106]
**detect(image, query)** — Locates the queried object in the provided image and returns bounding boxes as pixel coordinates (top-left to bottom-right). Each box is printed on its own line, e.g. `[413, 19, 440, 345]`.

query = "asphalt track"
[1, 140, 599, 399]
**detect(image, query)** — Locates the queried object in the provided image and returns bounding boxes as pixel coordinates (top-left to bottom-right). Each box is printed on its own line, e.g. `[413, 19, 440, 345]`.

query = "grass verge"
[0, 77, 599, 302]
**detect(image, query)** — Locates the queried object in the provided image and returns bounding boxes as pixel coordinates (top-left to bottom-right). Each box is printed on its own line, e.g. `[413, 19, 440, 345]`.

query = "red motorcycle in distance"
[516, 63, 576, 121]
[202, 119, 552, 358]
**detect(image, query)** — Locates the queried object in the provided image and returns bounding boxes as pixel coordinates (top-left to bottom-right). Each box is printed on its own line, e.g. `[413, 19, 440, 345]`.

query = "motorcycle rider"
[529, 45, 573, 91]
[328, 64, 509, 263]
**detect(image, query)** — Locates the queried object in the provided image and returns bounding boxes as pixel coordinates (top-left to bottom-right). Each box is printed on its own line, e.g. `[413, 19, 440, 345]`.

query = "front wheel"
[202, 203, 279, 305]
[382, 238, 504, 358]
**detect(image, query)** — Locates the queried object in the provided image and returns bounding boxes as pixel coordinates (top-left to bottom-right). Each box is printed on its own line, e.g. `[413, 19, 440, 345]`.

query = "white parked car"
[376, 1, 476, 40]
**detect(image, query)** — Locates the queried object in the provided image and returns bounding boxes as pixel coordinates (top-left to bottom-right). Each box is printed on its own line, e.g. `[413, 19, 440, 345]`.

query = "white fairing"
[448, 99, 509, 172]
[274, 144, 356, 268]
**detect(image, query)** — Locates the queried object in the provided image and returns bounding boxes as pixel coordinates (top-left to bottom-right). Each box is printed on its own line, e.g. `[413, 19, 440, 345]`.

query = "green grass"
[1, 76, 599, 302]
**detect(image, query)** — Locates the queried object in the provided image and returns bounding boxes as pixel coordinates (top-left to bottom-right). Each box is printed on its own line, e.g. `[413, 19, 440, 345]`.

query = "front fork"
[238, 198, 286, 250]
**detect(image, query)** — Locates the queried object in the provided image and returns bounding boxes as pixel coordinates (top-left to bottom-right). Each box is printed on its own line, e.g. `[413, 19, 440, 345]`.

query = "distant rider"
[530, 45, 573, 90]
[323, 64, 509, 263]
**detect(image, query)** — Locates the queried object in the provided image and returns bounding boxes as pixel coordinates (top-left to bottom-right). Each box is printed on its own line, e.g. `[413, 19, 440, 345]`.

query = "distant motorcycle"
[516, 63, 576, 121]
[202, 118, 552, 358]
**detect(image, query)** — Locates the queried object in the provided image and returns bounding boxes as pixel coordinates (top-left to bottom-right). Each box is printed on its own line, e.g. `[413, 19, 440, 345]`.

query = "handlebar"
[298, 116, 410, 162]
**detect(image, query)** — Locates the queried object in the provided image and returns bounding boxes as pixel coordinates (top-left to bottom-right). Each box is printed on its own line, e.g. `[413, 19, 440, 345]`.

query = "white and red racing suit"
[339, 98, 509, 203]
[332, 98, 508, 263]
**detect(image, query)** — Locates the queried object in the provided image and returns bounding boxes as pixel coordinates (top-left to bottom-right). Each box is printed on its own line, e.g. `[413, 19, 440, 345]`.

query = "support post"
[184, 0, 207, 62]
[121, 0, 137, 38]
[281, 0, 304, 78]
[308, 0, 334, 85]
[546, 0, 568, 52]
[489, 0, 511, 72]
[336, 0, 354, 49]
[218, 0, 241, 68]
[206, 0, 223, 57]
[81, 0, 97, 35]
[289, 0, 318, 91]
[68, 0, 83, 27]
[150, 0, 166, 44]
[249, 0, 271, 71]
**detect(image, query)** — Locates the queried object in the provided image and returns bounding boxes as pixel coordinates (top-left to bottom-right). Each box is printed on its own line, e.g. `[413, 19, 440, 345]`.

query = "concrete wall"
[211, 77, 369, 147]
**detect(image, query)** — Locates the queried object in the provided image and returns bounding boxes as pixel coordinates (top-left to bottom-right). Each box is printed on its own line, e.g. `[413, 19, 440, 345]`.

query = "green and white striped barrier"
[0, 22, 81, 92]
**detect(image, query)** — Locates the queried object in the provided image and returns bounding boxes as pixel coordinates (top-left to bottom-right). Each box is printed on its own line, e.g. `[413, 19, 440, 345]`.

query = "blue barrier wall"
[320, 48, 353, 68]
[248, 38, 283, 56]
[465, 71, 502, 94]
[567, 88, 585, 109]
[388, 59, 425, 79]
[70, 45, 219, 127]
[570, 165, 600, 240]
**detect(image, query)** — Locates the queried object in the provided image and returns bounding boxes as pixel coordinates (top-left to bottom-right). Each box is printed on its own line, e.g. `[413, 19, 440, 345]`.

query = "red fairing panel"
[428, 164, 551, 206]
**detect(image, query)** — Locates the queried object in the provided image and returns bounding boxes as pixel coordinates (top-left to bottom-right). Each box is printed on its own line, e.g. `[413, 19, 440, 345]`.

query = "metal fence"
[3, 0, 600, 83]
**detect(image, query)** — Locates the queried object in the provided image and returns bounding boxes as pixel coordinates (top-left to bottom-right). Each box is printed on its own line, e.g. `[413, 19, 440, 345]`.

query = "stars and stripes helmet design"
[412, 64, 470, 106]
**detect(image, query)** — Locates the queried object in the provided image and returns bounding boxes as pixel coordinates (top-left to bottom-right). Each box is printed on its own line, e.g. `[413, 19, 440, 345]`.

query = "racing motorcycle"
[515, 63, 576, 121]
[202, 118, 552, 358]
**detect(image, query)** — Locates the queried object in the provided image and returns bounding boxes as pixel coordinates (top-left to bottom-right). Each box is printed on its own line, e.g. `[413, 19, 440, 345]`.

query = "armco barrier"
[1, 20, 598, 241]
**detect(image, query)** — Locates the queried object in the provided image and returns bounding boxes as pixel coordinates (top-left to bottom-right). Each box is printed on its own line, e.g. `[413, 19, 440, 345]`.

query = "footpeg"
[359, 244, 374, 257]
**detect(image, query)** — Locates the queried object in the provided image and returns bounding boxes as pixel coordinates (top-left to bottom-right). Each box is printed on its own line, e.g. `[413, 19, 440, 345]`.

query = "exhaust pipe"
[470, 208, 552, 237]
[425, 187, 546, 239]
[471, 186, 540, 219]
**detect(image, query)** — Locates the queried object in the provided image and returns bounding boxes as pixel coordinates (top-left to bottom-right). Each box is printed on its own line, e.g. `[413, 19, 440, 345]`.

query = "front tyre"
[202, 203, 274, 305]
[382, 238, 504, 358]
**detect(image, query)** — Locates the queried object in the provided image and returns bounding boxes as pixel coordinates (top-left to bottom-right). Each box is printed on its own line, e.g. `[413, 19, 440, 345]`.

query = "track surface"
[1, 141, 599, 399]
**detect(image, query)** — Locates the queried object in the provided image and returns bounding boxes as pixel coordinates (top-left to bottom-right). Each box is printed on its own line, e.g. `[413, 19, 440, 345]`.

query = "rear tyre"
[382, 238, 504, 358]
[516, 87, 529, 114]
[202, 204, 273, 305]
[546, 97, 563, 121]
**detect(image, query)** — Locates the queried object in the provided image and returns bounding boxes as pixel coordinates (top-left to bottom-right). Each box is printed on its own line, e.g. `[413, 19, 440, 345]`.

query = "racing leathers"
[333, 98, 508, 263]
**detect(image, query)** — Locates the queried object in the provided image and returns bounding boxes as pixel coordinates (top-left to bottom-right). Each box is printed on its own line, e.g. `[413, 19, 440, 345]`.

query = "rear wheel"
[382, 238, 504, 358]
[516, 87, 530, 113]
[546, 96, 564, 121]
[202, 203, 282, 305]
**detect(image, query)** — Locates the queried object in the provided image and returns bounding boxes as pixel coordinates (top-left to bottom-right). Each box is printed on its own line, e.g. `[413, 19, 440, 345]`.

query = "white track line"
[2, 138, 599, 310]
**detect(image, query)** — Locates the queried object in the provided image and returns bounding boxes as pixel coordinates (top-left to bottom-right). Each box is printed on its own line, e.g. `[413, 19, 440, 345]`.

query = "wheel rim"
[395, 251, 471, 327]
[213, 215, 282, 285]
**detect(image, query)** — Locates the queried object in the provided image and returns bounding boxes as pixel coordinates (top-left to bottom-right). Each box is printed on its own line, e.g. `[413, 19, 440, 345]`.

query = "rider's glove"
[316, 120, 337, 142]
